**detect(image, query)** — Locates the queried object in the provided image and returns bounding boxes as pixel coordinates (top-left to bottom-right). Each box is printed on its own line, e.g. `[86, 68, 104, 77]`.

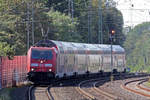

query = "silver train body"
[36, 40, 126, 78]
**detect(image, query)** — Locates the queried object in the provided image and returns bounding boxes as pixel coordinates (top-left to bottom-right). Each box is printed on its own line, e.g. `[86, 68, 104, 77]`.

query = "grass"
[0, 87, 15, 100]
[0, 85, 28, 100]
[144, 81, 150, 87]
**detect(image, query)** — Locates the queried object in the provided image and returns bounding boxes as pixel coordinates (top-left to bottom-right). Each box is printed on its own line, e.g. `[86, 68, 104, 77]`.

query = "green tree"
[0, 0, 124, 56]
[0, 0, 80, 55]
[0, 0, 27, 55]
[46, 10, 81, 42]
[0, 42, 15, 58]
[34, 9, 81, 42]
[124, 22, 150, 72]
[44, 0, 124, 44]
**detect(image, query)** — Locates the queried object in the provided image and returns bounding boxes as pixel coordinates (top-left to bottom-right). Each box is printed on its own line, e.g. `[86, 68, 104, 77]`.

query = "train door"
[57, 53, 65, 77]
[117, 55, 124, 72]
[64, 54, 68, 75]
[114, 55, 118, 70]
[79, 54, 86, 74]
[102, 55, 107, 72]
[99, 56, 102, 71]
[56, 53, 60, 76]
[85, 55, 89, 72]
[93, 55, 99, 73]
[88, 55, 92, 72]
[101, 56, 103, 71]
[74, 55, 78, 73]
[67, 54, 74, 75]
[117, 56, 120, 72]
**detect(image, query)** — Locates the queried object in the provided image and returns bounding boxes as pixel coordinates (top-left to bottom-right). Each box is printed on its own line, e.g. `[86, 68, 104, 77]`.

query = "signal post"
[110, 30, 115, 81]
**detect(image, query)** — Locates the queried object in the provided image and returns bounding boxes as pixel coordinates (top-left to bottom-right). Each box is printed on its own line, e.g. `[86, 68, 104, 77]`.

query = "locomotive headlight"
[45, 64, 52, 67]
[31, 68, 35, 71]
[40, 60, 43, 63]
[49, 69, 52, 72]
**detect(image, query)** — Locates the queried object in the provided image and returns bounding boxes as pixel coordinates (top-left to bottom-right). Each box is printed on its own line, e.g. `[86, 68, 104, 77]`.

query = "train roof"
[35, 40, 125, 54]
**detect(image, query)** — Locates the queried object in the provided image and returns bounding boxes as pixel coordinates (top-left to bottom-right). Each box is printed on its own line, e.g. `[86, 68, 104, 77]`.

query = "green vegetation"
[0, 42, 14, 57]
[124, 22, 150, 72]
[0, 88, 14, 100]
[0, 0, 124, 56]
[144, 81, 150, 87]
[0, 86, 27, 100]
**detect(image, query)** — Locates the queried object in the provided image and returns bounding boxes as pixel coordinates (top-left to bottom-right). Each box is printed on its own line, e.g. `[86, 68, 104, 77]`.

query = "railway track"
[75, 78, 119, 100]
[75, 73, 150, 100]
[27, 73, 150, 100]
[121, 78, 150, 99]
[93, 81, 118, 100]
[75, 79, 96, 100]
[28, 85, 54, 100]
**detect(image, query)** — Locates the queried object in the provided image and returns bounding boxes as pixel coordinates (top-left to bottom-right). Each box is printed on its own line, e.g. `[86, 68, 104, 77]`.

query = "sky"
[114, 0, 150, 27]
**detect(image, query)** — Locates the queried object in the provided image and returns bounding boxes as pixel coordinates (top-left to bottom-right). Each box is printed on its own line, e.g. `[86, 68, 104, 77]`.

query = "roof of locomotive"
[35, 40, 125, 54]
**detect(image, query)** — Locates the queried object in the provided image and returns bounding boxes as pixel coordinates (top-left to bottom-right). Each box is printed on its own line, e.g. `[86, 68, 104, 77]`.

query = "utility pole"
[88, 0, 92, 43]
[71, 0, 74, 24]
[68, 0, 74, 23]
[98, 0, 103, 44]
[130, 0, 134, 28]
[32, 0, 35, 45]
[26, 2, 30, 51]
[68, 0, 74, 37]
[68, 0, 71, 16]
[110, 35, 113, 73]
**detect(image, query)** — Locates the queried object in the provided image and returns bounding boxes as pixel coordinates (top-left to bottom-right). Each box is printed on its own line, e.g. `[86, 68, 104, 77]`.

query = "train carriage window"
[67, 47, 74, 54]
[101, 56, 103, 66]
[78, 50, 85, 54]
[117, 59, 123, 66]
[115, 56, 117, 60]
[59, 47, 64, 53]
[31, 49, 53, 60]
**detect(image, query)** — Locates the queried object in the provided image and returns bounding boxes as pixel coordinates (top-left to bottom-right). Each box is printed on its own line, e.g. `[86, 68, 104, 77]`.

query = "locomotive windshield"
[31, 49, 53, 60]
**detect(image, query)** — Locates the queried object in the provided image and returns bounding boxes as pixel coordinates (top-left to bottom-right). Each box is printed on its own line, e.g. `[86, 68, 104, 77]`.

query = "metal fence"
[0, 56, 27, 88]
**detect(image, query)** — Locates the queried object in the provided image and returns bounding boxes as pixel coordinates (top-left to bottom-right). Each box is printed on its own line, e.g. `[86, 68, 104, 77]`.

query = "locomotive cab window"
[31, 49, 53, 60]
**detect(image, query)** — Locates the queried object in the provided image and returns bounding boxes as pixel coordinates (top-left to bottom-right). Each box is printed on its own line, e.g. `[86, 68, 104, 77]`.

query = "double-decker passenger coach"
[27, 40, 126, 82]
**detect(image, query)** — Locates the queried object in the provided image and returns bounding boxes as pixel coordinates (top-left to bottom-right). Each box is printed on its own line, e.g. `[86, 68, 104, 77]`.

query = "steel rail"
[28, 85, 54, 100]
[121, 78, 150, 98]
[46, 85, 54, 100]
[28, 85, 35, 100]
[93, 81, 118, 100]
[75, 79, 96, 100]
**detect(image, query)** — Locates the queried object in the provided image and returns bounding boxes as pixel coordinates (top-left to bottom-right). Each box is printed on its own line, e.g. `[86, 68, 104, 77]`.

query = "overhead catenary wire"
[2, 1, 150, 33]
[115, 0, 150, 27]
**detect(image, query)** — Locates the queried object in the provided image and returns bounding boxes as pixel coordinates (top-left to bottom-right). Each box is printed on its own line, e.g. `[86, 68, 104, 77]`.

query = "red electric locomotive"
[27, 46, 57, 82]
